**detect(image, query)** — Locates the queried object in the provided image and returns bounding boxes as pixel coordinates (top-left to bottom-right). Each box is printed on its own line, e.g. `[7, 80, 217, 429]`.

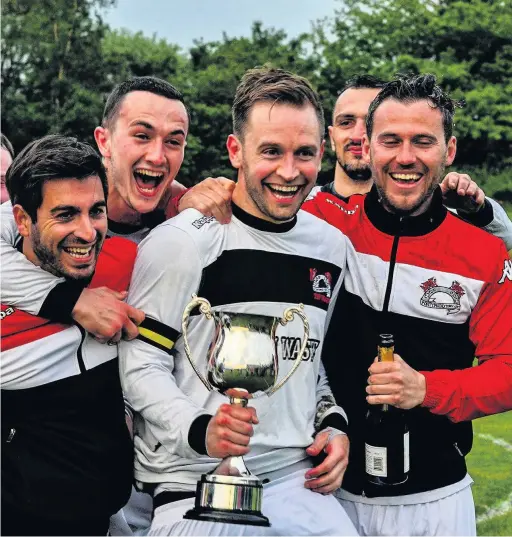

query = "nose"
[74, 215, 97, 243]
[276, 154, 299, 182]
[351, 119, 366, 141]
[146, 140, 165, 166]
[395, 142, 417, 166]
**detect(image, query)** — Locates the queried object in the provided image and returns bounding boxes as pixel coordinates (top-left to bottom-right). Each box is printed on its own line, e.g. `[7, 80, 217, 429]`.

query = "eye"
[415, 139, 434, 147]
[337, 119, 353, 128]
[90, 206, 106, 218]
[165, 139, 183, 147]
[262, 147, 280, 156]
[297, 148, 315, 159]
[134, 133, 150, 140]
[381, 139, 399, 147]
[55, 211, 74, 221]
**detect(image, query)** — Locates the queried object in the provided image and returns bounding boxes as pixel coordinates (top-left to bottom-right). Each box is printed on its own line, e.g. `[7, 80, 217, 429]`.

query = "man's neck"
[232, 183, 293, 225]
[107, 190, 142, 226]
[333, 164, 373, 198]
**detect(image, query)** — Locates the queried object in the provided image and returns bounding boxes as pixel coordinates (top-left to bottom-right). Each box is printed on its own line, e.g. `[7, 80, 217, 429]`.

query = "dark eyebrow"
[166, 129, 186, 137]
[335, 114, 356, 121]
[50, 200, 106, 214]
[131, 121, 186, 138]
[377, 132, 400, 139]
[257, 141, 281, 151]
[295, 145, 318, 154]
[50, 205, 79, 214]
[131, 120, 154, 130]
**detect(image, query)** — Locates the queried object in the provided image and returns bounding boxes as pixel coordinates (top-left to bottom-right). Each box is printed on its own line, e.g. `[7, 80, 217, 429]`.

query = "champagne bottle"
[365, 334, 409, 486]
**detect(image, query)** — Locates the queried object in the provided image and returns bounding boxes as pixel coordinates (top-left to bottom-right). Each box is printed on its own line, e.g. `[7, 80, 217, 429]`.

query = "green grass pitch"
[468, 411, 512, 536]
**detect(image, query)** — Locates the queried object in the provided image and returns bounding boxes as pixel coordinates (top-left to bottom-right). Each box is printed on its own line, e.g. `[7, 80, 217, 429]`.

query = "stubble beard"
[375, 163, 445, 217]
[337, 152, 372, 183]
[31, 226, 98, 283]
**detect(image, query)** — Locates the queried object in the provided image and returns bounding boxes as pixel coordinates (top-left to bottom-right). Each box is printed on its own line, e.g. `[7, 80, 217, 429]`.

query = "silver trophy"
[181, 294, 310, 527]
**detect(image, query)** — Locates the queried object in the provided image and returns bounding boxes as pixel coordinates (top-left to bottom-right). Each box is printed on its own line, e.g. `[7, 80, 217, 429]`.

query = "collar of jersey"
[232, 203, 297, 233]
[364, 184, 447, 237]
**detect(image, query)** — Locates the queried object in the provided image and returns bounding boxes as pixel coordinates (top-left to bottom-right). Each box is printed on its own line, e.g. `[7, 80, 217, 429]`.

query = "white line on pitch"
[477, 433, 512, 453]
[477, 492, 512, 524]
[476, 433, 512, 524]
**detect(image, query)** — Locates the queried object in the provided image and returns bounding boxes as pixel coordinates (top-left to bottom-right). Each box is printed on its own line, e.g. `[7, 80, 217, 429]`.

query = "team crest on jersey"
[192, 215, 215, 229]
[419, 277, 465, 315]
[498, 260, 512, 284]
[310, 268, 332, 304]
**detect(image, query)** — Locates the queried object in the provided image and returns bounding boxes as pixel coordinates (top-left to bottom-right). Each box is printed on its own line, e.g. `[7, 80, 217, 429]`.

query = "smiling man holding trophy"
[119, 67, 360, 536]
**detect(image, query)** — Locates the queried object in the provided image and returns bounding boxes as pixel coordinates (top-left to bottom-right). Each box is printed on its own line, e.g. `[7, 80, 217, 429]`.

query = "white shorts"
[148, 469, 358, 536]
[337, 484, 476, 536]
[109, 486, 153, 536]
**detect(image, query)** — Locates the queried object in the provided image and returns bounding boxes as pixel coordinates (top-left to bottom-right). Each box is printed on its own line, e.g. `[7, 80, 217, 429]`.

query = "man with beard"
[119, 67, 359, 536]
[305, 74, 512, 536]
[322, 75, 512, 249]
[1, 135, 138, 536]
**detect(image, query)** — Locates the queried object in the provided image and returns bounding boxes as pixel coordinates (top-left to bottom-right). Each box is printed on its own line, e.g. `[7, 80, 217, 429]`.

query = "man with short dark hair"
[120, 67, 359, 536]
[1, 135, 141, 536]
[305, 74, 512, 536]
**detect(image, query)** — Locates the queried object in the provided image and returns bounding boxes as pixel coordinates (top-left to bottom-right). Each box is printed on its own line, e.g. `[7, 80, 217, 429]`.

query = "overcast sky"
[103, 0, 339, 50]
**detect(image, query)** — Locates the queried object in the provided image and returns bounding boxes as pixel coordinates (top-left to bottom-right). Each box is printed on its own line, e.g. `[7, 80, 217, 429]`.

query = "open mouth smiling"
[133, 168, 165, 196]
[62, 246, 94, 259]
[389, 172, 423, 184]
[264, 184, 304, 199]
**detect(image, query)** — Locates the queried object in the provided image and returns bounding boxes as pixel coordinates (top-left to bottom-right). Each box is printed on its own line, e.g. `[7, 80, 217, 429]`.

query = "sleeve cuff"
[457, 198, 493, 227]
[317, 412, 348, 434]
[167, 190, 189, 218]
[188, 413, 213, 455]
[38, 281, 86, 323]
[420, 371, 442, 409]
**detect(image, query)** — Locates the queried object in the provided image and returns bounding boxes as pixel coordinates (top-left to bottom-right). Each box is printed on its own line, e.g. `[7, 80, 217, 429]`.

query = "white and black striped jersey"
[120, 203, 360, 491]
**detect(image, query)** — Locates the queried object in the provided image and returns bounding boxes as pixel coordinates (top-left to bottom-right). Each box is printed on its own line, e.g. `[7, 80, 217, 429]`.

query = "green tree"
[315, 0, 512, 171]
[1, 0, 116, 150]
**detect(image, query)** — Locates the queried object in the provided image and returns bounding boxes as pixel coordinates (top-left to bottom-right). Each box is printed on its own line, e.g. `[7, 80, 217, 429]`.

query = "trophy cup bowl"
[181, 294, 310, 527]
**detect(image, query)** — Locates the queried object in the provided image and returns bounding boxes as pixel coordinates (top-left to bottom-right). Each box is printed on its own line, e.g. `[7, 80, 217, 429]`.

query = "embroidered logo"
[419, 277, 465, 315]
[191, 215, 215, 229]
[325, 197, 360, 215]
[498, 260, 512, 284]
[310, 268, 332, 304]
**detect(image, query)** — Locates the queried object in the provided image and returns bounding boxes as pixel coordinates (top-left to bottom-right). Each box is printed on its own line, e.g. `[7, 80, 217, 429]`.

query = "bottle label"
[365, 443, 387, 477]
[404, 431, 410, 473]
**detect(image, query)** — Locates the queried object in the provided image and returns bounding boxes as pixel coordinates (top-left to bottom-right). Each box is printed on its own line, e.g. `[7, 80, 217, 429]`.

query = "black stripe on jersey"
[136, 317, 180, 354]
[198, 249, 342, 311]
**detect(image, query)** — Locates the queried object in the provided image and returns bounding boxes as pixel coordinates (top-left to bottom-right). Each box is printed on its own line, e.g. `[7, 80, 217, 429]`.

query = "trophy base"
[184, 507, 270, 527]
[184, 463, 271, 527]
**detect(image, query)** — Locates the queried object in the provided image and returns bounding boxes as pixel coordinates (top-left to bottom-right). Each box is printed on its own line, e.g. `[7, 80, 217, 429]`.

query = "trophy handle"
[265, 303, 310, 397]
[182, 294, 214, 392]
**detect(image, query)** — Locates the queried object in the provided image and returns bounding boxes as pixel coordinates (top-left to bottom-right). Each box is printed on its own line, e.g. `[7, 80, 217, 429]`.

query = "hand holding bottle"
[366, 353, 427, 409]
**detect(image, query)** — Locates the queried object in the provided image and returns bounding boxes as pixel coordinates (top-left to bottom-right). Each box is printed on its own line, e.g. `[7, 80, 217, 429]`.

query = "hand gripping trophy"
[181, 294, 310, 527]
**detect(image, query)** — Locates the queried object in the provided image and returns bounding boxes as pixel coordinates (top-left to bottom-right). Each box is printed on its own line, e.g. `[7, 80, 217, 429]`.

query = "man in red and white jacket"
[304, 75, 512, 536]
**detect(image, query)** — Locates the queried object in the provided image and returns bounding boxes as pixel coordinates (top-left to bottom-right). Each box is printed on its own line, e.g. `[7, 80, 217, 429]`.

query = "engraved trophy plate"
[181, 295, 310, 526]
